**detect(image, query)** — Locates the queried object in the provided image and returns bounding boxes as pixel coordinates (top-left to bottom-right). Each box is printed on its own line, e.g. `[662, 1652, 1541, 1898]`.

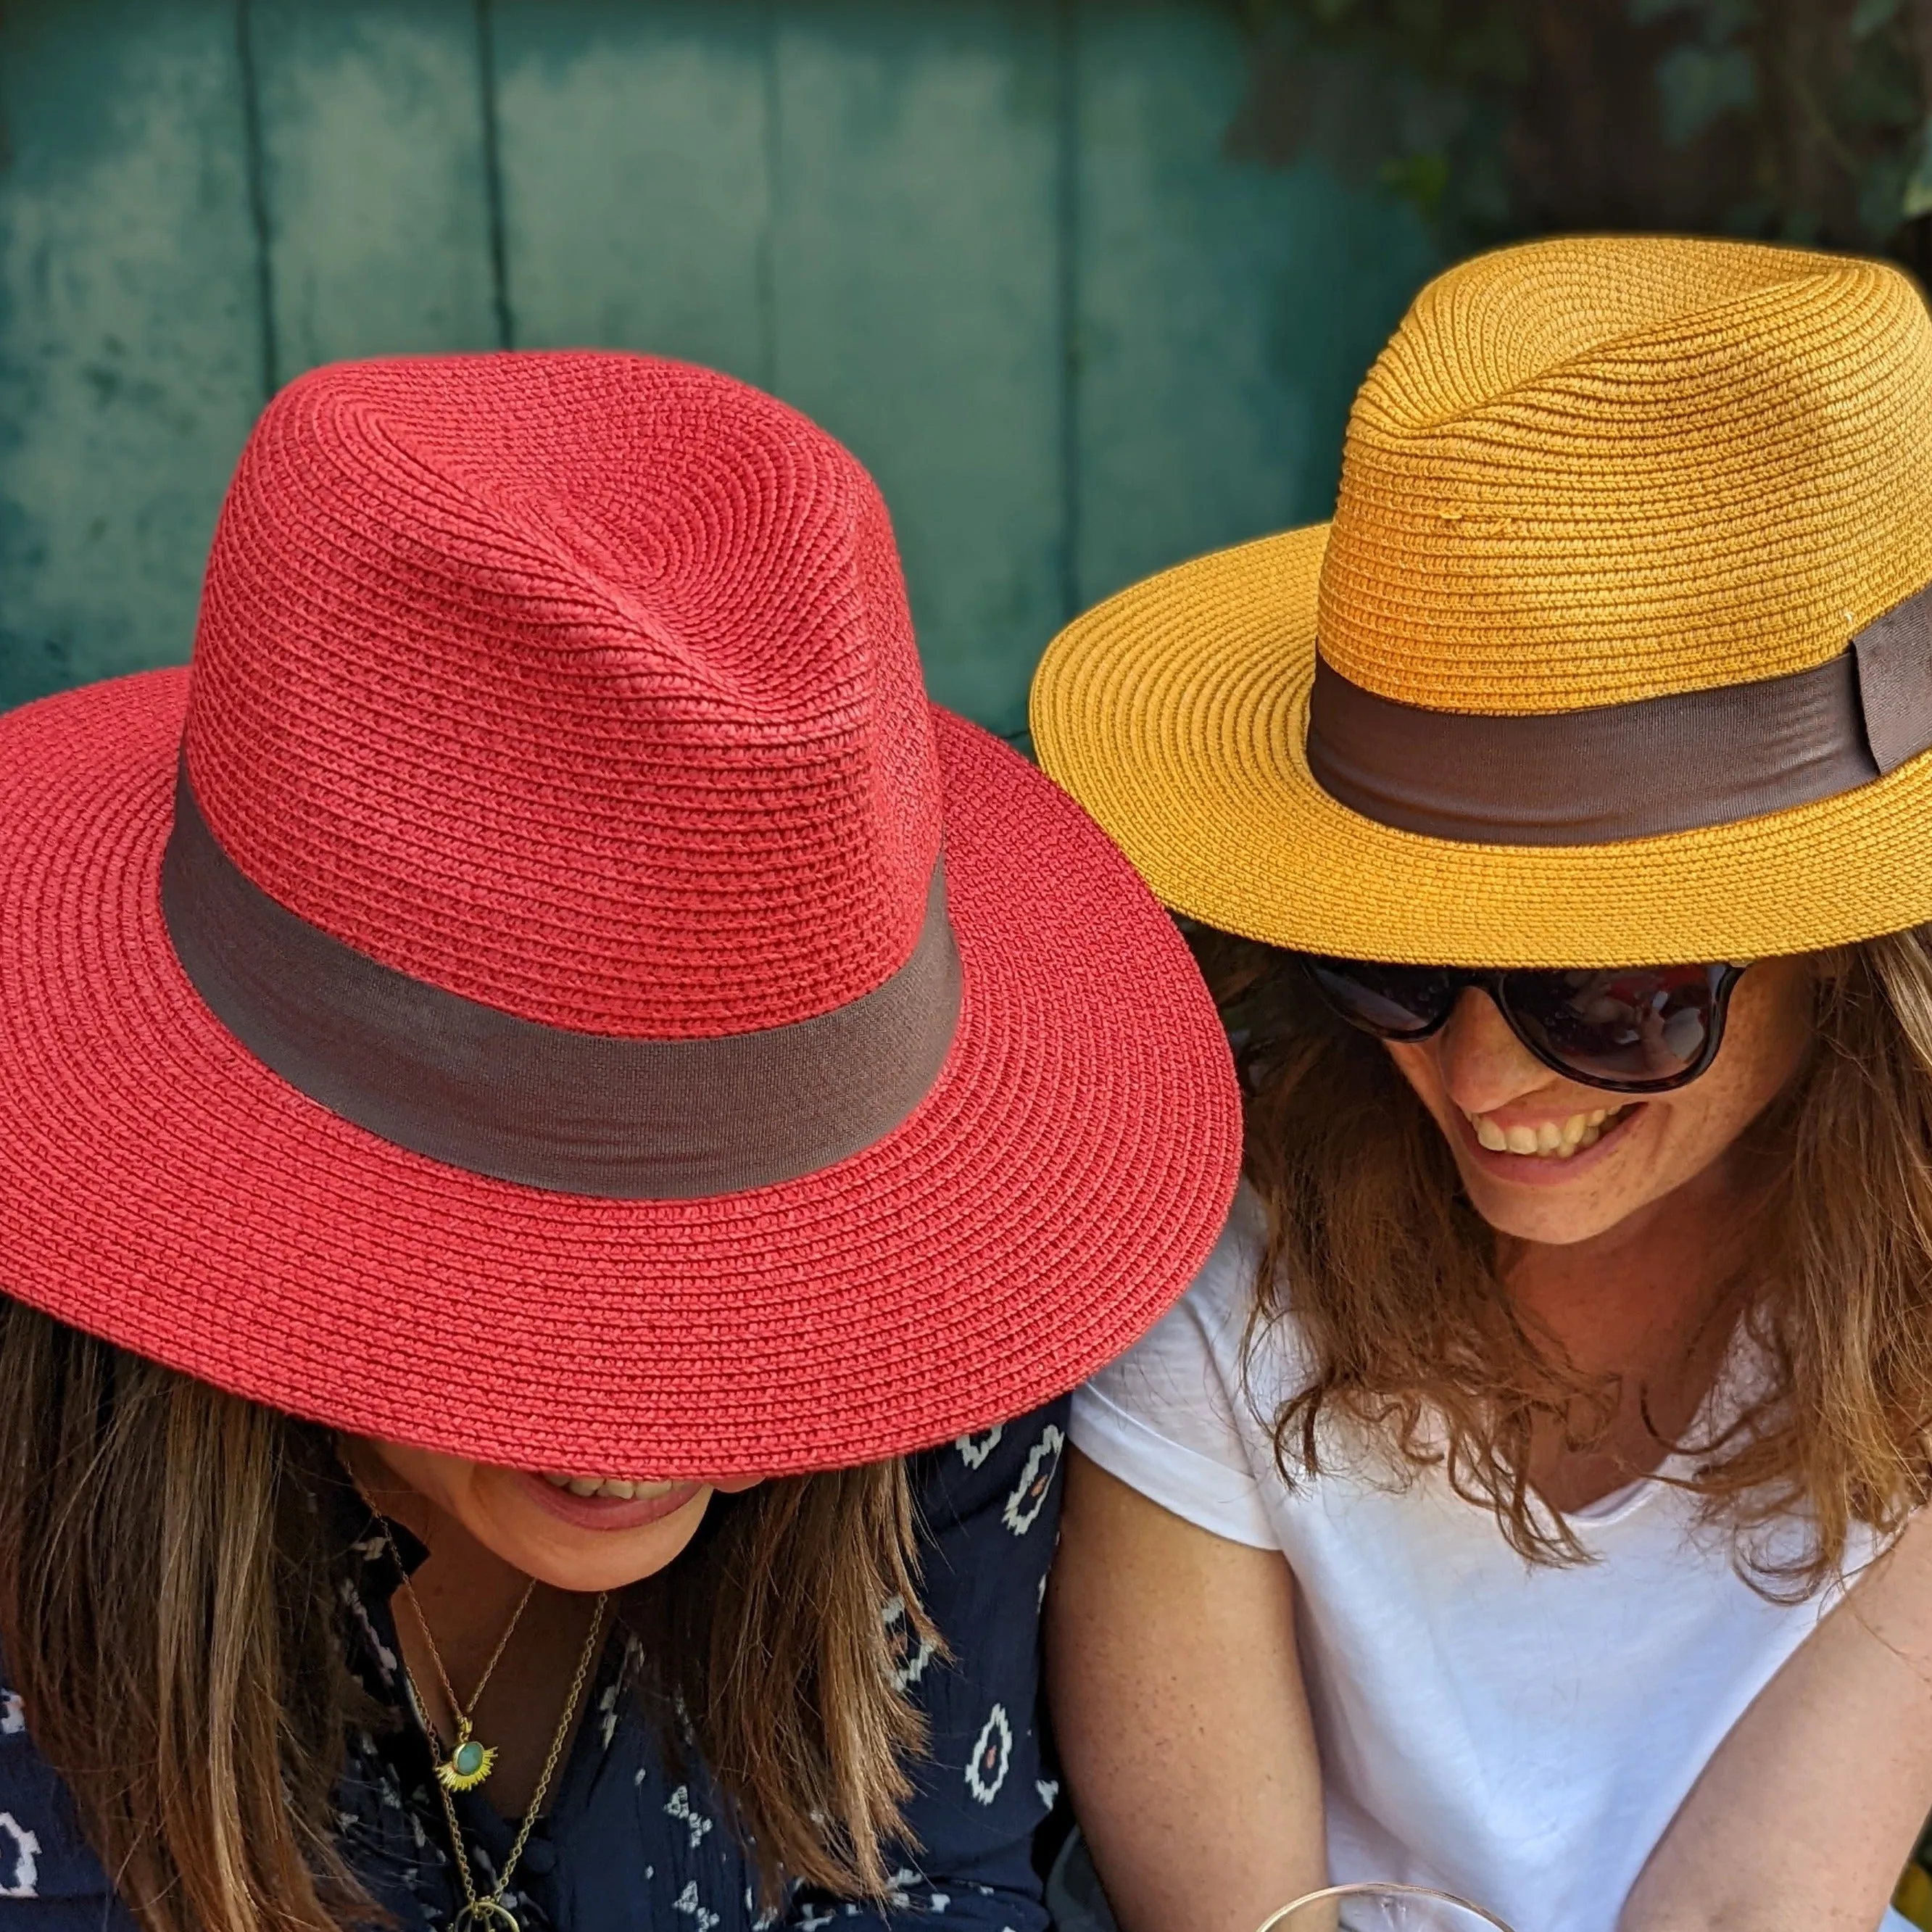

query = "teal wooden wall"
[0, 0, 1434, 734]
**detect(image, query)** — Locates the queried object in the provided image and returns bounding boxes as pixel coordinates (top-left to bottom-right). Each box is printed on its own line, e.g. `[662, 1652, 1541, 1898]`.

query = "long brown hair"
[0, 1298, 934, 1932]
[1195, 922, 1932, 1592]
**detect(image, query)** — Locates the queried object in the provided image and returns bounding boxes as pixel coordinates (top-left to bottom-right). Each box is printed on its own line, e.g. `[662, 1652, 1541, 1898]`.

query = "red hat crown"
[182, 352, 942, 1037]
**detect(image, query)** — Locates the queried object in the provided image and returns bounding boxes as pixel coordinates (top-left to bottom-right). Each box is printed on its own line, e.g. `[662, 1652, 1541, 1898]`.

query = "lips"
[515, 1470, 705, 1533]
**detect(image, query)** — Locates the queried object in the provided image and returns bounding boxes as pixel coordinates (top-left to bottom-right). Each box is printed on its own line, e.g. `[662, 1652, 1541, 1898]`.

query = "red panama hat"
[0, 352, 1239, 1477]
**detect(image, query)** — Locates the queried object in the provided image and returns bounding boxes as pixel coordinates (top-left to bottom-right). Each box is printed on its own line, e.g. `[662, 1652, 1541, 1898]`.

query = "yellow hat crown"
[1319, 235, 1932, 715]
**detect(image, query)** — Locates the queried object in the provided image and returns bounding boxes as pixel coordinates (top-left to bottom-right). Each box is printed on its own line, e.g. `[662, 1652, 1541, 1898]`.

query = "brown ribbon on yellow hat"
[159, 763, 962, 1198]
[1306, 581, 1932, 846]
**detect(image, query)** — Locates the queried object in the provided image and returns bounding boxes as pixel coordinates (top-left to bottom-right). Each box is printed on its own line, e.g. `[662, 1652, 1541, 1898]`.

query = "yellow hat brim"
[1030, 523, 1932, 968]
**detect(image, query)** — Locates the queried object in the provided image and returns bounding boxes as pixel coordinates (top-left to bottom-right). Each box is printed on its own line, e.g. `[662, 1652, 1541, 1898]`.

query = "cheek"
[1382, 1038, 1446, 1113]
[1667, 965, 1812, 1151]
[365, 1438, 477, 1519]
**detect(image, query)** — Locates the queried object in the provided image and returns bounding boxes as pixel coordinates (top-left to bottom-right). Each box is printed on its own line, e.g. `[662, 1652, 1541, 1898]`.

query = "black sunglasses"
[1298, 955, 1750, 1095]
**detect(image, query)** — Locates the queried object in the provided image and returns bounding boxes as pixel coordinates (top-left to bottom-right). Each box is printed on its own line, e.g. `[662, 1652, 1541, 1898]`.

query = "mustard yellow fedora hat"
[1031, 234, 1932, 967]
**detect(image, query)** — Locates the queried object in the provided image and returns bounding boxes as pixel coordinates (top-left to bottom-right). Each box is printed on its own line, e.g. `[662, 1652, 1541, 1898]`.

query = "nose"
[1434, 987, 1563, 1116]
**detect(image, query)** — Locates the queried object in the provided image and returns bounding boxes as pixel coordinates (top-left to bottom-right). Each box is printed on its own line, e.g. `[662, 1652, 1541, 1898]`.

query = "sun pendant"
[436, 1725, 498, 1793]
[453, 1900, 520, 1932]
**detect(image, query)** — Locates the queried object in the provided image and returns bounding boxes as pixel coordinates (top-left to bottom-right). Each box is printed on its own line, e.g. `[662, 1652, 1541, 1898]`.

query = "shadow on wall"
[0, 0, 1435, 735]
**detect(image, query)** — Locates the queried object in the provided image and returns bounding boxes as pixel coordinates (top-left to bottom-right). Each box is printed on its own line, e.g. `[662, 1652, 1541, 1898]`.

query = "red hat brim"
[0, 670, 1240, 1475]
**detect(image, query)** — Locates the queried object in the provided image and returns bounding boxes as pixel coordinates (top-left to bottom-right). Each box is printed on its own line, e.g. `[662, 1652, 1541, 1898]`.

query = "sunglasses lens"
[1305, 957, 1458, 1040]
[1502, 966, 1722, 1089]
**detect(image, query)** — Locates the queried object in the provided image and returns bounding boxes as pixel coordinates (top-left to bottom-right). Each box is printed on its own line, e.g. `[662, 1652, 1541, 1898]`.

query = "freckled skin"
[1379, 957, 1818, 1512]
[1384, 955, 1815, 1248]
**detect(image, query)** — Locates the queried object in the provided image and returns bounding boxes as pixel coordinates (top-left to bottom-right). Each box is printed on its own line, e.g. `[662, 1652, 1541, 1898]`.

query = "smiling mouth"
[539, 1475, 679, 1501]
[1467, 1102, 1635, 1159]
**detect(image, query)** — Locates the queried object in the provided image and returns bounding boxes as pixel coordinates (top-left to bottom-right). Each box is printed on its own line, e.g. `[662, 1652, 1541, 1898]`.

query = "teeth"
[1470, 1104, 1629, 1160]
[542, 1474, 674, 1501]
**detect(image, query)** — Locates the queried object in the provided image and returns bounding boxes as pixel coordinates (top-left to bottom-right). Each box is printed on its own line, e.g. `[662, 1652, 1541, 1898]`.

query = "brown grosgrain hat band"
[1306, 580, 1932, 847]
[1031, 239, 1932, 969]
[160, 765, 964, 1199]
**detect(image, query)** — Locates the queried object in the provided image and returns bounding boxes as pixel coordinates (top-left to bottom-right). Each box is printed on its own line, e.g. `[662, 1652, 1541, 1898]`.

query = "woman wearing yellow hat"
[1032, 236, 1932, 1932]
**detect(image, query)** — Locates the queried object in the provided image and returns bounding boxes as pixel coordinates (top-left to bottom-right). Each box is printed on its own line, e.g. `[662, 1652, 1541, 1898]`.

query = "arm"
[1622, 1509, 1932, 1932]
[1044, 1451, 1326, 1932]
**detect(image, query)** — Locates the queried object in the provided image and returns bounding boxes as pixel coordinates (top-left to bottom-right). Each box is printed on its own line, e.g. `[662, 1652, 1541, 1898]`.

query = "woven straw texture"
[190, 355, 940, 1035]
[1030, 236, 1932, 966]
[0, 352, 1241, 1475]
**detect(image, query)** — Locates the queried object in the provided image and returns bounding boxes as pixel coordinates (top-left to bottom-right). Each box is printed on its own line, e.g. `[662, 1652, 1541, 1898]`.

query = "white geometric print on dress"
[882, 1594, 937, 1692]
[664, 1785, 714, 1850]
[1000, 1425, 1065, 1535]
[0, 1688, 23, 1735]
[955, 1425, 1003, 1469]
[964, 1704, 1013, 1805]
[0, 1810, 41, 1899]
[1035, 1778, 1059, 1812]
[794, 1906, 836, 1932]
[673, 1880, 721, 1932]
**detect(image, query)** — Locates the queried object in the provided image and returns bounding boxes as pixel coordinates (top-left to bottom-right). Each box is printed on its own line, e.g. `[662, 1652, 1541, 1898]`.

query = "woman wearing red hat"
[0, 353, 1240, 1932]
[1035, 236, 1932, 1932]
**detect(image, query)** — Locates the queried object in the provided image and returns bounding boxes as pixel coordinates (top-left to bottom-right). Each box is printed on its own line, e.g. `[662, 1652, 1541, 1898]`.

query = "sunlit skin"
[339, 1435, 764, 1814]
[1382, 956, 1815, 1509]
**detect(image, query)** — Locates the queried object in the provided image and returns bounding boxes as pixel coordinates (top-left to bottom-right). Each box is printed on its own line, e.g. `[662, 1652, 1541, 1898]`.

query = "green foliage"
[1224, 0, 1932, 274]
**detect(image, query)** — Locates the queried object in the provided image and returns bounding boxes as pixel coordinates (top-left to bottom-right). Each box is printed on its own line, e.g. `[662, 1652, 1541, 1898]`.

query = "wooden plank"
[0, 0, 264, 708]
[490, 0, 770, 378]
[770, 0, 1064, 737]
[1071, 0, 1438, 611]
[247, 0, 502, 376]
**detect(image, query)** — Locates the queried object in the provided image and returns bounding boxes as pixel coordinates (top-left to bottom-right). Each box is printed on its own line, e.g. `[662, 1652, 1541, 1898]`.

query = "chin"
[1462, 1174, 1640, 1248]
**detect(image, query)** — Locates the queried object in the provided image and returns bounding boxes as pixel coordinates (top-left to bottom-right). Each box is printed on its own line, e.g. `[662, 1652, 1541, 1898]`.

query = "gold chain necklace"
[391, 1567, 610, 1932]
[382, 1525, 536, 1793]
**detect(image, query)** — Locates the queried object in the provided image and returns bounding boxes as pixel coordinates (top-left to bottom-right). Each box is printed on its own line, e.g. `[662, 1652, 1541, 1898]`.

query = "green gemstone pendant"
[436, 1723, 498, 1793]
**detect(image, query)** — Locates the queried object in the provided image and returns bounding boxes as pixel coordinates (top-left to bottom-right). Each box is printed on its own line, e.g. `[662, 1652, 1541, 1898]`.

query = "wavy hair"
[0, 1299, 933, 1932]
[1191, 923, 1932, 1592]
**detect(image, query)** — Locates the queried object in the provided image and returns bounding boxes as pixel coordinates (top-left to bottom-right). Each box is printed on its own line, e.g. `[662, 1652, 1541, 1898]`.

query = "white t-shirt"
[1071, 1189, 1892, 1932]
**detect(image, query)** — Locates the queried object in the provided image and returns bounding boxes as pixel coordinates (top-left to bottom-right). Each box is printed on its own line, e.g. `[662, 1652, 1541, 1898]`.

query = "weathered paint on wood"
[494, 0, 771, 378]
[0, 0, 1435, 728]
[766, 2, 1066, 731]
[0, 0, 264, 708]
[249, 0, 502, 376]
[1073, 2, 1435, 602]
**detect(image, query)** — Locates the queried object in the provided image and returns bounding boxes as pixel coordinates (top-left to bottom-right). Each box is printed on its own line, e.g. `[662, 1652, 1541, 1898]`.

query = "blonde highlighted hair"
[0, 1302, 934, 1932]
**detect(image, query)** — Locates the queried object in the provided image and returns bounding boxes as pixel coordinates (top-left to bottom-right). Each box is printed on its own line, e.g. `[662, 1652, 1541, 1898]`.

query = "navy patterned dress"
[0, 1402, 1069, 1932]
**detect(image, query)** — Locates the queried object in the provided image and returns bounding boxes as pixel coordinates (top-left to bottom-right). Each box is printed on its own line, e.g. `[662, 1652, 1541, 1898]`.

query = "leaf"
[1629, 0, 1752, 40]
[1902, 117, 1932, 218]
[1697, 0, 1754, 43]
[1655, 43, 1757, 146]
[1380, 147, 1452, 213]
[1851, 0, 1901, 35]
[1859, 154, 1910, 238]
